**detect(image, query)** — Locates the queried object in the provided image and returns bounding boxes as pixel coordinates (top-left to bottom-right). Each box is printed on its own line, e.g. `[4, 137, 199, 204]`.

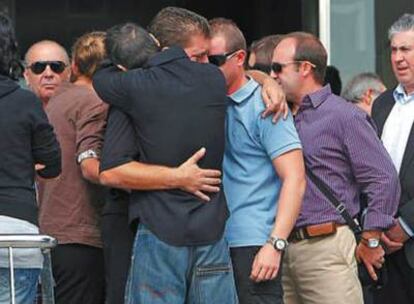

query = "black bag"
[305, 166, 387, 289]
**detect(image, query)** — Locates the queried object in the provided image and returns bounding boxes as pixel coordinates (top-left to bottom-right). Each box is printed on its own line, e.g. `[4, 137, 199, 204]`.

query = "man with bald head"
[24, 40, 70, 106]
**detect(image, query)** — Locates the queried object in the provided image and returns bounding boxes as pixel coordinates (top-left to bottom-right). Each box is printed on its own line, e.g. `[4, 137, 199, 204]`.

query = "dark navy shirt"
[100, 107, 138, 216]
[93, 47, 229, 246]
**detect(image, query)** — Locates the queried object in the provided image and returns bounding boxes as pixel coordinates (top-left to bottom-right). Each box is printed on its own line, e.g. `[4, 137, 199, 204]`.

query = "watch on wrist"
[361, 237, 380, 248]
[77, 149, 98, 164]
[267, 236, 288, 252]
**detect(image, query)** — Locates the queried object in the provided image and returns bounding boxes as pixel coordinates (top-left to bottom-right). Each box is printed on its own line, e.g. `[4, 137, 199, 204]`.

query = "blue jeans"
[0, 268, 40, 304]
[125, 225, 238, 304]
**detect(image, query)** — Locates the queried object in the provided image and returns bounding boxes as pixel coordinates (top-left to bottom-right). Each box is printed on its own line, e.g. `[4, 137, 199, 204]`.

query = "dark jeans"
[101, 213, 135, 304]
[230, 246, 283, 304]
[51, 244, 105, 304]
[373, 249, 414, 304]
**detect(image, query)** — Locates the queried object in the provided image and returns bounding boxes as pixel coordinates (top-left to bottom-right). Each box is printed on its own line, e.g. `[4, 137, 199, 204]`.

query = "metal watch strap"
[77, 149, 98, 164]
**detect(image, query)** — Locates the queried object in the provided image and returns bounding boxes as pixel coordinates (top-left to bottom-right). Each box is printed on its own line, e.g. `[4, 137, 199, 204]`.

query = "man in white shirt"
[371, 13, 414, 304]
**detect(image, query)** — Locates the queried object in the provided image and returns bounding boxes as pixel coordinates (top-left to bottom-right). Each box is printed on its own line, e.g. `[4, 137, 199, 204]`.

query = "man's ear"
[363, 89, 373, 105]
[236, 50, 247, 67]
[71, 62, 78, 75]
[23, 69, 30, 86]
[301, 62, 313, 77]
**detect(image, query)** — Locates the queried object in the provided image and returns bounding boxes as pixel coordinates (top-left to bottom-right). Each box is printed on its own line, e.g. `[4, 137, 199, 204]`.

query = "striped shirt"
[294, 85, 400, 230]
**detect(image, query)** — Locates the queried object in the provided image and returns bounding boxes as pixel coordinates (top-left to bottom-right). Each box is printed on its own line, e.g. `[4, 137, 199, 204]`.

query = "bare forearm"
[246, 70, 268, 85]
[99, 161, 180, 190]
[80, 158, 101, 184]
[271, 176, 305, 239]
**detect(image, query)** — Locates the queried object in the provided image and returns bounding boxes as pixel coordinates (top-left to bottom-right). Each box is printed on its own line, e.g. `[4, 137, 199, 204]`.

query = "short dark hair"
[106, 22, 159, 69]
[284, 32, 327, 85]
[148, 7, 210, 48]
[209, 18, 247, 52]
[248, 34, 282, 73]
[0, 13, 20, 79]
[324, 66, 342, 95]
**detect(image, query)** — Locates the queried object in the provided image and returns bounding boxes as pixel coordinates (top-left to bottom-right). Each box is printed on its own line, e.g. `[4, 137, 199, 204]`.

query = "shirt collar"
[301, 84, 332, 108]
[146, 46, 188, 67]
[393, 84, 414, 105]
[229, 78, 259, 104]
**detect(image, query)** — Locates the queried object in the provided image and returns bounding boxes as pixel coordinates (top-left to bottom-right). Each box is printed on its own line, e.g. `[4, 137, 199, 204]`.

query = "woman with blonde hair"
[37, 31, 108, 304]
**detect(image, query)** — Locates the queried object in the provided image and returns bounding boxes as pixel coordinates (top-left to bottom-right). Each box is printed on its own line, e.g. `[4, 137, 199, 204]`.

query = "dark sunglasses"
[248, 63, 272, 74]
[271, 60, 316, 74]
[208, 50, 239, 67]
[28, 61, 67, 75]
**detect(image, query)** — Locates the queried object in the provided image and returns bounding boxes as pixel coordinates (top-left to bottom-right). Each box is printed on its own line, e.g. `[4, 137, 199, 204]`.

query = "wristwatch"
[361, 237, 380, 248]
[77, 149, 98, 164]
[267, 236, 288, 252]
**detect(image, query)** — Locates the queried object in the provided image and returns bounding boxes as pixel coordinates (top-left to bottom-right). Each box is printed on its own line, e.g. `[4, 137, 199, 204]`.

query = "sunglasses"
[28, 61, 67, 75]
[271, 60, 316, 74]
[208, 50, 239, 67]
[248, 63, 272, 74]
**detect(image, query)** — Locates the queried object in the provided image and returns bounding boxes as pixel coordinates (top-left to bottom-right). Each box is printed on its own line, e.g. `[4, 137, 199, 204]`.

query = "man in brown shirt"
[37, 32, 108, 304]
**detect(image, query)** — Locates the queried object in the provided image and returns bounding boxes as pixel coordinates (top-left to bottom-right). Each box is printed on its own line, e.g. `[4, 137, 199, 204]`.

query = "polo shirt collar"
[229, 78, 258, 104]
[146, 46, 188, 67]
[302, 84, 331, 108]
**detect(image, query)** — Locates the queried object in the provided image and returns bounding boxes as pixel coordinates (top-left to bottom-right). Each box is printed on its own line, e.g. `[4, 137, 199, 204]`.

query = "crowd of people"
[0, 6, 413, 304]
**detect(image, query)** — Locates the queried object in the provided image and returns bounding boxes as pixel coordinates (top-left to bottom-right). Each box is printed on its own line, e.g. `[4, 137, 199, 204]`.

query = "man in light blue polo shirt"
[209, 18, 306, 304]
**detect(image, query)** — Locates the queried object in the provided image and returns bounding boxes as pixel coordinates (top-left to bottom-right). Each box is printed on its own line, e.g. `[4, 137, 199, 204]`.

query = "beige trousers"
[282, 226, 363, 304]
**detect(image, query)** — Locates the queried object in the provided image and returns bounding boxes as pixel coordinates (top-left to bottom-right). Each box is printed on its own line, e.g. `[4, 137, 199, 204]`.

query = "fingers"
[282, 101, 289, 120]
[186, 147, 206, 165]
[202, 177, 221, 185]
[381, 234, 403, 253]
[256, 266, 270, 282]
[261, 103, 272, 118]
[35, 163, 46, 171]
[200, 185, 220, 193]
[271, 111, 281, 123]
[194, 190, 210, 202]
[250, 255, 260, 280]
[261, 91, 272, 118]
[363, 260, 378, 281]
[373, 256, 386, 269]
[200, 169, 221, 178]
[269, 267, 279, 280]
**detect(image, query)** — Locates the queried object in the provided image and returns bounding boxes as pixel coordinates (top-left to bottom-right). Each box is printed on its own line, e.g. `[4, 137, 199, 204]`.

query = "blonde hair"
[71, 31, 106, 78]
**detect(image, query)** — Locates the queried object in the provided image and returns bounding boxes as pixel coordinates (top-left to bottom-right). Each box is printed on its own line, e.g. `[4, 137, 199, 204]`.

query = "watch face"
[368, 239, 380, 248]
[275, 239, 286, 250]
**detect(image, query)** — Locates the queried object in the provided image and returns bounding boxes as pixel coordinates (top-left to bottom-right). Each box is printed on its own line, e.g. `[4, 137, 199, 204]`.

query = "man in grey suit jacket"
[372, 13, 414, 304]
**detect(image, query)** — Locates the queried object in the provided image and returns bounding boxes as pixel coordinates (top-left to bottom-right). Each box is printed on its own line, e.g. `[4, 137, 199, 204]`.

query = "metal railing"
[0, 234, 57, 304]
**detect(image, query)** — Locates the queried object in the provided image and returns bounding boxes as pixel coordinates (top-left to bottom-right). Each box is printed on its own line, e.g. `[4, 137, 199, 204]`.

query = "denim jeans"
[0, 268, 40, 304]
[125, 224, 238, 304]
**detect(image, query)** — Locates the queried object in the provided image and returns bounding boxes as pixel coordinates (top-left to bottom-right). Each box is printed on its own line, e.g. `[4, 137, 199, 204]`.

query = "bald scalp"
[25, 40, 69, 64]
[282, 32, 327, 85]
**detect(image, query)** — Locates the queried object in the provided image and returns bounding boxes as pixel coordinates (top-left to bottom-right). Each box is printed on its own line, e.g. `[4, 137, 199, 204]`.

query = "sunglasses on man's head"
[28, 61, 67, 75]
[271, 60, 316, 74]
[208, 50, 239, 67]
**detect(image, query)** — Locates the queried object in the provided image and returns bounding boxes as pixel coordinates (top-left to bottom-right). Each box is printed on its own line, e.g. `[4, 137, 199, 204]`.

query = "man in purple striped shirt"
[270, 32, 400, 304]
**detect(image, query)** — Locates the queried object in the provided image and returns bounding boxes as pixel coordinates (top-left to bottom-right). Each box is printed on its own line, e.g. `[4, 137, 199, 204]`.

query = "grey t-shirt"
[0, 216, 43, 268]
